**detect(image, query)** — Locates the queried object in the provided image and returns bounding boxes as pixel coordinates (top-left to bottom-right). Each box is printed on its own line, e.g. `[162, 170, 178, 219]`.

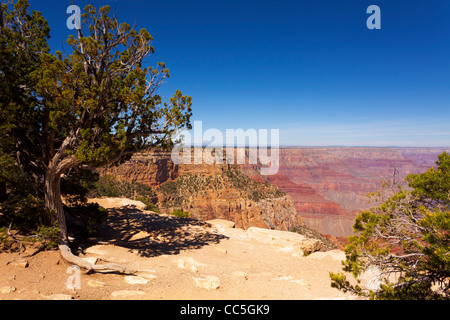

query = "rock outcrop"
[246, 227, 323, 255]
[156, 170, 303, 231]
[100, 151, 303, 232]
[100, 147, 449, 238]
[264, 147, 449, 237]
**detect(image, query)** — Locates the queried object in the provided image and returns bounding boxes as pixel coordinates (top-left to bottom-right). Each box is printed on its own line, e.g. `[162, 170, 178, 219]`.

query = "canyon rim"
[101, 146, 450, 238]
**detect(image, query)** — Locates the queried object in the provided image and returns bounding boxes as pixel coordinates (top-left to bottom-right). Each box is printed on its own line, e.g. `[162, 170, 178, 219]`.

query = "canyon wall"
[264, 147, 449, 237]
[100, 151, 303, 231]
[101, 147, 449, 238]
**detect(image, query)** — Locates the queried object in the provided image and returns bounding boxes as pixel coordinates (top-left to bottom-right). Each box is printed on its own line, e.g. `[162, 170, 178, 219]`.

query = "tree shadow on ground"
[90, 206, 227, 258]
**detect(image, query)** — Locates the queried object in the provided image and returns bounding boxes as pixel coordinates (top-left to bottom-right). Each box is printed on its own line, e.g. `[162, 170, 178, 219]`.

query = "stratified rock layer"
[100, 151, 303, 232]
[100, 147, 449, 237]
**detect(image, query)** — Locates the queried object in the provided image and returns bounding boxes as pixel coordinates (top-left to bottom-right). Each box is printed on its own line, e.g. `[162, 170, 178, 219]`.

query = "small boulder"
[87, 280, 106, 288]
[175, 257, 206, 273]
[247, 227, 323, 254]
[12, 259, 29, 268]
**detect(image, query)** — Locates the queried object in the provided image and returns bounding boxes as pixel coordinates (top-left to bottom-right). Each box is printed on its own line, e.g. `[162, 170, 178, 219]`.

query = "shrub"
[171, 209, 190, 218]
[32, 223, 61, 250]
[89, 175, 157, 200]
[158, 180, 180, 196]
[0, 227, 8, 247]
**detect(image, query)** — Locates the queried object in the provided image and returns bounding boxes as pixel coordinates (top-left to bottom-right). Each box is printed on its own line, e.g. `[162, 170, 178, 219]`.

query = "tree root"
[59, 245, 135, 274]
[5, 223, 26, 253]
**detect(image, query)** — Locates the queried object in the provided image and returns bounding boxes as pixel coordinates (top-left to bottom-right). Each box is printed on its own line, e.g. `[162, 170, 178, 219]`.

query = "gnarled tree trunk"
[44, 159, 134, 274]
[44, 168, 68, 244]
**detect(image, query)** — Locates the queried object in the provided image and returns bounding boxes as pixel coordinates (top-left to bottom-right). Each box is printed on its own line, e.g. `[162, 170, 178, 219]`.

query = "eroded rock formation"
[100, 151, 303, 231]
[100, 147, 449, 238]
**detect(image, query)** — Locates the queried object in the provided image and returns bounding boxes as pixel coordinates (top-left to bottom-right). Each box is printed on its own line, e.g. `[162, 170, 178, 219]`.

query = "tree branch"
[59, 245, 135, 274]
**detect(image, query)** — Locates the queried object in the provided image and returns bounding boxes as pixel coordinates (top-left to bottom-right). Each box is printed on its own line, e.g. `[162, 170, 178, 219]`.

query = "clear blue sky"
[30, 0, 450, 147]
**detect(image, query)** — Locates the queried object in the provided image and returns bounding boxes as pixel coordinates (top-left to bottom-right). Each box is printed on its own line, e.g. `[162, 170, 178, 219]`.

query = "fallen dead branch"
[59, 244, 135, 274]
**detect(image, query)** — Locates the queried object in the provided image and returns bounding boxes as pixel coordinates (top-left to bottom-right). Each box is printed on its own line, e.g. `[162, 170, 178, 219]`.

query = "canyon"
[265, 147, 449, 237]
[101, 153, 304, 235]
[101, 147, 449, 238]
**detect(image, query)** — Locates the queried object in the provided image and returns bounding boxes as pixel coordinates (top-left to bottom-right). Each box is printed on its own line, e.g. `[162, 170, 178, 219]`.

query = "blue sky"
[30, 0, 450, 147]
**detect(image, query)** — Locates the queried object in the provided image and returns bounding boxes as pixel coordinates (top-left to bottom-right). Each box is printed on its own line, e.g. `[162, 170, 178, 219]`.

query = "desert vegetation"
[158, 169, 286, 204]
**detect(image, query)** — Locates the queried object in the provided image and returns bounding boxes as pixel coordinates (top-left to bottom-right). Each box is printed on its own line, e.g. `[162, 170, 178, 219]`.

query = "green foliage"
[1, 0, 192, 247]
[158, 180, 179, 196]
[88, 175, 122, 198]
[158, 169, 285, 202]
[171, 209, 190, 218]
[88, 174, 160, 213]
[224, 170, 286, 200]
[330, 152, 450, 300]
[0, 227, 8, 246]
[157, 169, 286, 212]
[407, 152, 450, 208]
[0, 154, 48, 231]
[31, 223, 60, 250]
[0, 222, 60, 252]
[61, 169, 100, 204]
[89, 174, 157, 200]
[0, 0, 51, 230]
[35, 4, 193, 168]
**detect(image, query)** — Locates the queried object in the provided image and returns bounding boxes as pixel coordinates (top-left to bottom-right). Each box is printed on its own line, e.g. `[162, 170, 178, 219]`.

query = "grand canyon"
[102, 147, 449, 239]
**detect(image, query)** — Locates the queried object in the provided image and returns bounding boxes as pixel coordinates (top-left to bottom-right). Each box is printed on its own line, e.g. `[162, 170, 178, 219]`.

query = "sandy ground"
[0, 198, 355, 300]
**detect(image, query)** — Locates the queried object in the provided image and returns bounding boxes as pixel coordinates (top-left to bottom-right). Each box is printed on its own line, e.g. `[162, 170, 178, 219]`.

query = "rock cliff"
[263, 147, 449, 237]
[100, 151, 303, 232]
[100, 147, 449, 238]
[156, 170, 303, 231]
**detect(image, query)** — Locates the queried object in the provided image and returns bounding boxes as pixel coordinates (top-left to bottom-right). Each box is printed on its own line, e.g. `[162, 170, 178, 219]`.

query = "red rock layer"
[101, 147, 449, 237]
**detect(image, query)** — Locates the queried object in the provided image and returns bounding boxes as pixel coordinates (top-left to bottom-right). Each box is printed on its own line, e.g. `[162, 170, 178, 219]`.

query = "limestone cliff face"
[256, 196, 301, 231]
[101, 150, 225, 186]
[101, 147, 449, 238]
[156, 170, 303, 231]
[100, 151, 303, 231]
[261, 147, 449, 237]
[180, 196, 301, 231]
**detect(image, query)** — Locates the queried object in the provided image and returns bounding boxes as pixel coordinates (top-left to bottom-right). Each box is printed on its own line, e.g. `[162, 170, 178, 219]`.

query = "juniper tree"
[330, 152, 450, 300]
[1, 1, 192, 270]
[0, 0, 51, 227]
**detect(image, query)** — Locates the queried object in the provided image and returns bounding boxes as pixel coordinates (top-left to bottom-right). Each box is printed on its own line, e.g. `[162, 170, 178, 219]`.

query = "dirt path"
[0, 198, 355, 300]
